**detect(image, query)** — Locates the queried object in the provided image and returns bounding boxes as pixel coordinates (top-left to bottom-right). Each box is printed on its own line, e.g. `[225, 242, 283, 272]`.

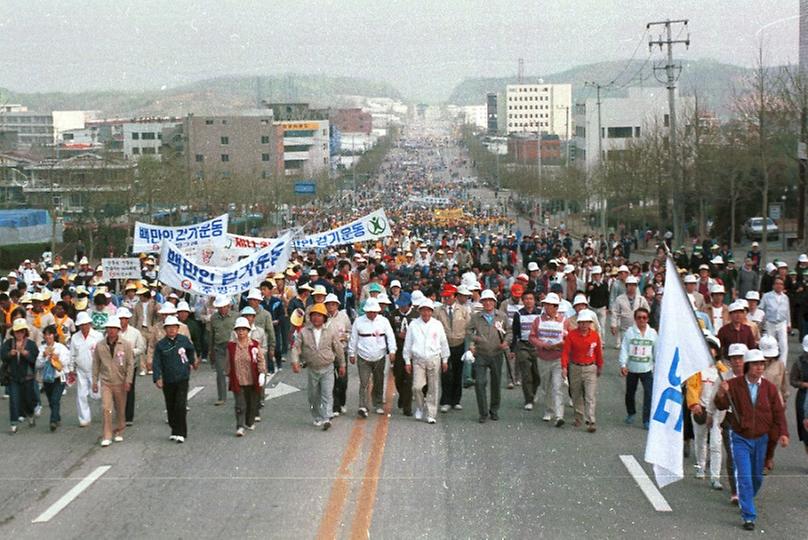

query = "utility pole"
[648, 18, 690, 247]
[585, 82, 607, 241]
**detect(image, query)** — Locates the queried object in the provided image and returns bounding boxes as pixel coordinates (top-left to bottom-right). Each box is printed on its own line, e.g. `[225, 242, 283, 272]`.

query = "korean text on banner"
[644, 256, 711, 488]
[101, 258, 142, 280]
[202, 233, 277, 266]
[292, 208, 391, 251]
[158, 231, 294, 296]
[132, 214, 228, 254]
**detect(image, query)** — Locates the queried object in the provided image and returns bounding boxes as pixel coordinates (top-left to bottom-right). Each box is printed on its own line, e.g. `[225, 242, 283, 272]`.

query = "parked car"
[742, 217, 779, 240]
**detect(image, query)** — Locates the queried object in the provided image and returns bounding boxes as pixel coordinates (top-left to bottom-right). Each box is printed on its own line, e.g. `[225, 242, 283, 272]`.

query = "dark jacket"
[1, 337, 38, 382]
[714, 375, 788, 440]
[152, 334, 196, 385]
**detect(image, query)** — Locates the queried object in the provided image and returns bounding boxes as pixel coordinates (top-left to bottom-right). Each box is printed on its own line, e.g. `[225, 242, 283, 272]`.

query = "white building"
[52, 111, 97, 141]
[575, 86, 695, 171]
[505, 83, 572, 138]
[278, 120, 330, 177]
[123, 119, 182, 160]
[461, 105, 488, 130]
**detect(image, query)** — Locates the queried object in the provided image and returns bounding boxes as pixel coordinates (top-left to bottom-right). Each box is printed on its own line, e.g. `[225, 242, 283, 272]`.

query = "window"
[664, 114, 670, 127]
[222, 119, 228, 125]
[634, 126, 641, 137]
[220, 136, 229, 145]
[262, 153, 270, 161]
[141, 132, 156, 140]
[221, 154, 229, 162]
[205, 119, 214, 125]
[142, 147, 156, 154]
[607, 127, 633, 139]
[195, 154, 204, 162]
[261, 119, 269, 125]
[132, 147, 140, 154]
[132, 132, 140, 140]
[261, 135, 270, 144]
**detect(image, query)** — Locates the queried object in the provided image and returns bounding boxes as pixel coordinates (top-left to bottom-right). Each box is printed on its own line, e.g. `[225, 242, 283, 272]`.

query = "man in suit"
[130, 287, 159, 376]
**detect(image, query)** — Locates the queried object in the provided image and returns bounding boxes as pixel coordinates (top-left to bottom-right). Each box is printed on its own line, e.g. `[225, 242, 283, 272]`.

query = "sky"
[0, 0, 801, 102]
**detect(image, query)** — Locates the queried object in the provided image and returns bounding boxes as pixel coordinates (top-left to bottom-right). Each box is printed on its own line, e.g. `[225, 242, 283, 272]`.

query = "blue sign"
[294, 181, 316, 194]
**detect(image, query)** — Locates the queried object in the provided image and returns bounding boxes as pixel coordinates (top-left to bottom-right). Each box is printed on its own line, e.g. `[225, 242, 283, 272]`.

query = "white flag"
[644, 256, 711, 487]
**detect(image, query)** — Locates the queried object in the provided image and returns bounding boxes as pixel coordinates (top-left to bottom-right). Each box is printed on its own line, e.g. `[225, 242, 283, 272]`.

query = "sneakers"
[100, 439, 111, 447]
[113, 435, 124, 443]
[214, 400, 225, 406]
[730, 495, 739, 505]
[523, 403, 533, 411]
[414, 409, 423, 420]
[358, 408, 368, 418]
[331, 411, 340, 417]
[34, 405, 42, 417]
[742, 521, 755, 531]
[440, 404, 451, 413]
[695, 466, 705, 479]
[710, 479, 723, 490]
[375, 407, 385, 415]
[586, 423, 597, 433]
[9, 425, 17, 434]
[175, 436, 184, 443]
[169, 435, 178, 441]
[489, 412, 499, 421]
[139, 370, 146, 376]
[506, 382, 515, 389]
[50, 422, 57, 432]
[236, 427, 245, 437]
[643, 421, 650, 430]
[340, 406, 347, 414]
[555, 418, 565, 428]
[322, 420, 331, 431]
[246, 424, 255, 431]
[27, 416, 35, 427]
[542, 413, 552, 422]
[147, 370, 153, 375]
[254, 416, 261, 422]
[624, 414, 635, 425]
[313, 420, 323, 427]
[452, 404, 463, 411]
[426, 417, 436, 424]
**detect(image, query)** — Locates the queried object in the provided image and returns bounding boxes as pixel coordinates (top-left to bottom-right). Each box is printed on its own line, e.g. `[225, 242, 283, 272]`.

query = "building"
[123, 118, 182, 160]
[505, 84, 572, 138]
[575, 86, 695, 171]
[461, 105, 488, 131]
[801, 0, 808, 74]
[330, 108, 372, 135]
[0, 105, 54, 149]
[184, 112, 282, 183]
[507, 134, 561, 164]
[52, 111, 97, 141]
[487, 92, 498, 134]
[276, 120, 331, 177]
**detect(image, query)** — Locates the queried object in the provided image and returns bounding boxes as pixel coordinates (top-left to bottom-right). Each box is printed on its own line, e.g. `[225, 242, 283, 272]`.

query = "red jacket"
[227, 339, 262, 394]
[714, 375, 788, 440]
[561, 329, 603, 371]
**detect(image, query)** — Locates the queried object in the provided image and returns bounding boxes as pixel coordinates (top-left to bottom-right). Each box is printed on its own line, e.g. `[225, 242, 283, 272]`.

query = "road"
[2, 118, 806, 539]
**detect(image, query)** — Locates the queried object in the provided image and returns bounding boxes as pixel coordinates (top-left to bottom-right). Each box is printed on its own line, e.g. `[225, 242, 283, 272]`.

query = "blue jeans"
[8, 379, 35, 425]
[730, 431, 768, 522]
[43, 380, 65, 423]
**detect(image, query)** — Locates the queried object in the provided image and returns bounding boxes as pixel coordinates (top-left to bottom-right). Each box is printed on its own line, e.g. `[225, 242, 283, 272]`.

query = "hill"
[447, 58, 766, 118]
[0, 74, 403, 117]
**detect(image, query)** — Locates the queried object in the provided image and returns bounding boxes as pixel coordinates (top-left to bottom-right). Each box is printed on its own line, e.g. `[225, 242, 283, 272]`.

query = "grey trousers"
[474, 354, 502, 418]
[308, 367, 334, 422]
[213, 344, 228, 401]
[234, 386, 259, 428]
[569, 363, 598, 424]
[516, 344, 539, 404]
[358, 357, 386, 411]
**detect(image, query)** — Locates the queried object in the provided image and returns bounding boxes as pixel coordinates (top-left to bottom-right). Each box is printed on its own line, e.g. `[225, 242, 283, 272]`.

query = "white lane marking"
[187, 385, 204, 400]
[32, 465, 112, 523]
[619, 455, 672, 512]
[265, 382, 299, 400]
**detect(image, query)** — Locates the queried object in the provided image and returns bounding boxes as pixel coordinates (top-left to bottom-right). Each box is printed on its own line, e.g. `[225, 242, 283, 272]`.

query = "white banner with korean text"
[132, 215, 228, 254]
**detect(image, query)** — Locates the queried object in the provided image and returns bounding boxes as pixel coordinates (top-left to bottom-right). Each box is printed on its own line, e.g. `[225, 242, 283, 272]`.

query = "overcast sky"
[0, 0, 800, 101]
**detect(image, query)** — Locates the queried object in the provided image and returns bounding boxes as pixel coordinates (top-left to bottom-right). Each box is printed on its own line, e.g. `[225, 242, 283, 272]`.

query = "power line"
[607, 29, 650, 87]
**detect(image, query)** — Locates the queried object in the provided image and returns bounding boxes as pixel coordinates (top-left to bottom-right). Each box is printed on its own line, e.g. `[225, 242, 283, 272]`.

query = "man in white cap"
[745, 291, 765, 329]
[705, 284, 730, 333]
[529, 292, 566, 425]
[759, 277, 790, 364]
[608, 265, 629, 312]
[92, 317, 135, 447]
[561, 309, 603, 432]
[717, 302, 758, 358]
[208, 295, 237, 405]
[131, 286, 159, 376]
[466, 289, 512, 423]
[611, 276, 649, 350]
[324, 293, 352, 416]
[619, 307, 656, 429]
[113, 307, 145, 426]
[245, 288, 276, 369]
[153, 315, 198, 443]
[348, 298, 396, 417]
[403, 299, 450, 423]
[69, 311, 103, 427]
[684, 274, 707, 312]
[585, 265, 609, 335]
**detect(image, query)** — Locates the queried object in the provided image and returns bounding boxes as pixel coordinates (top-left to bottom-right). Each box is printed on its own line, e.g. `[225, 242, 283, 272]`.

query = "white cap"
[233, 317, 251, 330]
[411, 290, 425, 306]
[576, 309, 595, 323]
[418, 299, 435, 311]
[591, 265, 602, 274]
[759, 335, 779, 357]
[563, 264, 575, 274]
[705, 333, 721, 349]
[728, 301, 745, 313]
[572, 294, 588, 306]
[104, 316, 121, 329]
[542, 293, 561, 305]
[163, 315, 180, 327]
[711, 256, 724, 265]
[324, 293, 340, 304]
[246, 288, 262, 301]
[699, 264, 710, 271]
[364, 299, 382, 313]
[799, 254, 808, 263]
[752, 241, 759, 247]
[240, 306, 256, 316]
[765, 262, 777, 273]
[527, 262, 540, 272]
[743, 349, 765, 363]
[213, 295, 231, 308]
[618, 265, 629, 273]
[480, 289, 498, 302]
[728, 343, 749, 357]
[79, 256, 89, 265]
[625, 276, 639, 285]
[456, 285, 471, 296]
[312, 284, 328, 296]
[116, 307, 133, 319]
[468, 281, 482, 291]
[683, 274, 698, 284]
[75, 312, 92, 326]
[776, 261, 788, 269]
[710, 284, 725, 295]
[377, 293, 392, 305]
[158, 303, 177, 315]
[745, 291, 760, 301]
[802, 334, 808, 353]
[176, 301, 191, 312]
[736, 299, 749, 310]
[390, 279, 402, 289]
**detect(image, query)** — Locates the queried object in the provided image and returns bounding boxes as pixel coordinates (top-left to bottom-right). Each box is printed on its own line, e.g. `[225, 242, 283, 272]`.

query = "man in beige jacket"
[92, 316, 135, 447]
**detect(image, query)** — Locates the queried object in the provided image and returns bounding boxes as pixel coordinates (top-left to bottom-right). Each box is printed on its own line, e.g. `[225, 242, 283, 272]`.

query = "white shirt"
[760, 291, 790, 324]
[69, 328, 103, 373]
[313, 327, 322, 349]
[121, 325, 147, 359]
[402, 317, 450, 365]
[348, 314, 397, 361]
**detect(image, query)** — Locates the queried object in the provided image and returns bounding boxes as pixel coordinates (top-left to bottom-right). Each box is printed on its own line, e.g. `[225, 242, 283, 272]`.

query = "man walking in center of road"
[207, 295, 237, 406]
[619, 306, 656, 429]
[153, 316, 197, 444]
[528, 292, 566, 426]
[466, 289, 511, 423]
[348, 298, 396, 418]
[435, 284, 470, 413]
[562, 310, 603, 432]
[403, 299, 450, 424]
[92, 316, 134, 447]
[611, 276, 649, 351]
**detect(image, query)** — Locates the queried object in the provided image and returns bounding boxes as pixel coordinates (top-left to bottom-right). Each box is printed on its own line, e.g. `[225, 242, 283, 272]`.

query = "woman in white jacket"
[36, 325, 70, 431]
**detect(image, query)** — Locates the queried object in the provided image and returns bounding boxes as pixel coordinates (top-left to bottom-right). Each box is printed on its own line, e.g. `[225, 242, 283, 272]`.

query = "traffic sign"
[769, 203, 782, 221]
[294, 181, 316, 194]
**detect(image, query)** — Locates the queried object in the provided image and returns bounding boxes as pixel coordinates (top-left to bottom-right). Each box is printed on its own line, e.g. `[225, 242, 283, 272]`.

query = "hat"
[745, 291, 760, 301]
[104, 316, 121, 329]
[324, 293, 340, 305]
[625, 276, 639, 285]
[776, 261, 788, 269]
[527, 262, 540, 272]
[743, 349, 765, 363]
[124, 282, 138, 291]
[418, 299, 435, 311]
[727, 343, 749, 357]
[273, 272, 285, 280]
[480, 289, 498, 302]
[441, 284, 458, 297]
[6, 272, 16, 279]
[510, 283, 524, 298]
[117, 307, 133, 319]
[240, 306, 256, 316]
[364, 298, 382, 313]
[246, 288, 262, 301]
[591, 265, 602, 275]
[377, 293, 392, 305]
[799, 254, 808, 263]
[368, 283, 383, 294]
[75, 298, 88, 311]
[542, 293, 561, 305]
[298, 282, 314, 292]
[698, 264, 709, 271]
[683, 274, 698, 284]
[705, 333, 721, 349]
[516, 273, 529, 282]
[395, 292, 412, 307]
[231, 317, 250, 330]
[765, 262, 776, 273]
[213, 295, 231, 308]
[308, 269, 319, 277]
[176, 301, 191, 313]
[390, 280, 402, 289]
[136, 287, 150, 295]
[312, 285, 328, 297]
[290, 308, 305, 327]
[309, 303, 328, 318]
[576, 309, 595, 323]
[573, 294, 588, 306]
[711, 256, 724, 265]
[457, 285, 471, 296]
[79, 256, 89, 265]
[31, 292, 45, 302]
[802, 334, 808, 353]
[563, 264, 575, 274]
[75, 312, 92, 326]
[728, 301, 745, 313]
[468, 281, 482, 291]
[158, 303, 177, 315]
[163, 315, 180, 327]
[411, 290, 425, 306]
[11, 319, 28, 333]
[759, 335, 779, 357]
[617, 265, 629, 273]
[710, 284, 725, 295]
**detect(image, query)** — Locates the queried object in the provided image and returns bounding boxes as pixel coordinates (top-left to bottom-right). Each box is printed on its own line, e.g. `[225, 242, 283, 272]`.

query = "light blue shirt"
[759, 291, 790, 324]
[746, 376, 760, 406]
